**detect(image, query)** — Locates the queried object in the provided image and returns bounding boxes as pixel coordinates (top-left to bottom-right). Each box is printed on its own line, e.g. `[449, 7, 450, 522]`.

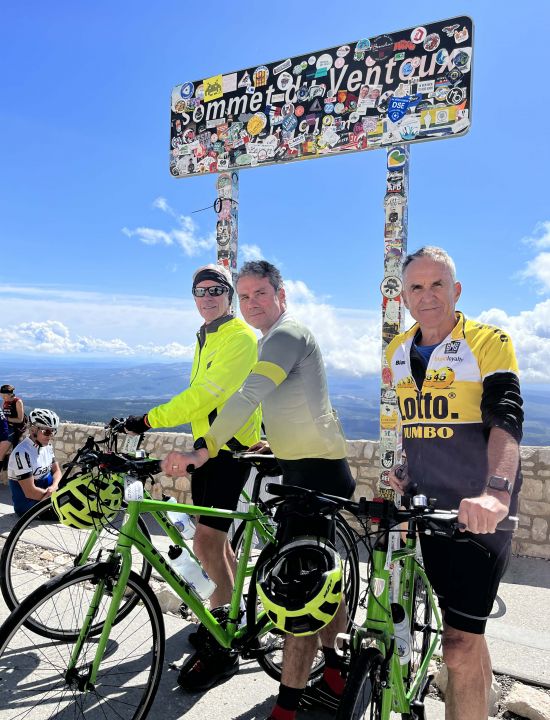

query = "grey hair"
[402, 246, 457, 282]
[236, 260, 283, 292]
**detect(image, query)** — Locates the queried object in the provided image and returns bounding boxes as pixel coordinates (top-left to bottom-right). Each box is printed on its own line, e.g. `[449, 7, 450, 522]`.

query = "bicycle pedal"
[240, 638, 275, 659]
[409, 699, 426, 720]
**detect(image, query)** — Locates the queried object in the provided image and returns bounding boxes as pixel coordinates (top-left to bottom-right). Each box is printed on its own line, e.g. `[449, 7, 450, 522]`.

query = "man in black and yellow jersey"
[164, 261, 354, 719]
[386, 246, 523, 720]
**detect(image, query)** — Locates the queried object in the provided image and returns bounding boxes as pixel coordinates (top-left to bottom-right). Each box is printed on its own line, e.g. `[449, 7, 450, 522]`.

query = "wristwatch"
[193, 437, 208, 451]
[486, 475, 512, 495]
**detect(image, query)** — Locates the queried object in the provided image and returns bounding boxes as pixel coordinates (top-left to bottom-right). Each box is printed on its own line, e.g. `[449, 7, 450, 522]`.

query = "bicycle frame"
[354, 517, 442, 718]
[68, 495, 275, 688]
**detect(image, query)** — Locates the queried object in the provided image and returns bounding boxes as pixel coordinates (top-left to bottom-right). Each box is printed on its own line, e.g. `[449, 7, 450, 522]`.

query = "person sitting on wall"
[8, 408, 62, 516]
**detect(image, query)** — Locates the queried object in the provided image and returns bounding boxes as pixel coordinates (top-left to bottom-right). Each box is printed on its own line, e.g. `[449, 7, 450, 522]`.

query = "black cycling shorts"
[191, 450, 250, 533]
[419, 531, 511, 635]
[276, 457, 356, 543]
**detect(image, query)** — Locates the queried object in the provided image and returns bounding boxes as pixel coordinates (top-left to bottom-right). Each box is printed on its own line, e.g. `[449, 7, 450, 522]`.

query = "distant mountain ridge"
[3, 360, 548, 444]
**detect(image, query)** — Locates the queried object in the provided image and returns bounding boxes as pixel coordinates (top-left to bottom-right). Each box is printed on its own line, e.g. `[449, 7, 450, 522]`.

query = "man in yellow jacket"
[125, 264, 261, 618]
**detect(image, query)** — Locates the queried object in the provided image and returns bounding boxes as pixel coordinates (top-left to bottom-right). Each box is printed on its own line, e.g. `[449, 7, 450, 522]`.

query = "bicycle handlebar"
[265, 483, 518, 535]
[64, 449, 162, 478]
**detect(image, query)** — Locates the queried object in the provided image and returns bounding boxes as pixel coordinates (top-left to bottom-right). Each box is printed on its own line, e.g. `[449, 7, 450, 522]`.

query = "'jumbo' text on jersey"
[8, 437, 56, 482]
[386, 312, 523, 511]
[147, 315, 261, 451]
[204, 313, 347, 460]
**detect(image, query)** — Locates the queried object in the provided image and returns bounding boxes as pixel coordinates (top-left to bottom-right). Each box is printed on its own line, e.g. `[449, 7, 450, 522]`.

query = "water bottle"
[166, 496, 195, 540]
[168, 545, 216, 601]
[391, 603, 411, 665]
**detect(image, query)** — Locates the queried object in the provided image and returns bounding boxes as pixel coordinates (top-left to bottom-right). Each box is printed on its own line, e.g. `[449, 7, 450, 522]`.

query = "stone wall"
[18, 423, 550, 560]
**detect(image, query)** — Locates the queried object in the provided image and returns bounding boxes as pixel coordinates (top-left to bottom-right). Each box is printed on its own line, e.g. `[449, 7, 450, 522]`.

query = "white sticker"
[273, 58, 291, 75]
[119, 434, 139, 454]
[124, 475, 144, 502]
[373, 577, 385, 598]
[222, 73, 237, 93]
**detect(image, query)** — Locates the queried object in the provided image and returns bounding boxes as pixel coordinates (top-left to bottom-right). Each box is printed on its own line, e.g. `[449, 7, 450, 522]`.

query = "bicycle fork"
[66, 551, 133, 691]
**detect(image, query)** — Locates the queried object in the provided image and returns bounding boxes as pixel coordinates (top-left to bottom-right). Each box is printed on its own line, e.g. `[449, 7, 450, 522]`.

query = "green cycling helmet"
[256, 536, 342, 637]
[52, 471, 124, 529]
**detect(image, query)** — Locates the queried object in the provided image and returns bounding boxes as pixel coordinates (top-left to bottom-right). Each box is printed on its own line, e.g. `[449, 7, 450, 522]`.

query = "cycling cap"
[256, 537, 342, 637]
[192, 264, 234, 301]
[29, 408, 60, 429]
[52, 472, 124, 529]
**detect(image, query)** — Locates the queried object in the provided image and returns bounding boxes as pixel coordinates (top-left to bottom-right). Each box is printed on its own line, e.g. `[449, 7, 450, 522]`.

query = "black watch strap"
[486, 475, 512, 494]
[193, 437, 208, 451]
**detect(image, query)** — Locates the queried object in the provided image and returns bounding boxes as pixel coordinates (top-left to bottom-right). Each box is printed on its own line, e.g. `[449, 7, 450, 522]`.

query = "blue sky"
[2, 2, 549, 382]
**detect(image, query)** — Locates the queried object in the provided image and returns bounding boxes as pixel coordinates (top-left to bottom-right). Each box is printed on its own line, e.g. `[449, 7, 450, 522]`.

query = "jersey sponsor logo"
[445, 341, 461, 353]
[424, 366, 455, 389]
[403, 425, 454, 439]
[432, 355, 463, 363]
[398, 392, 460, 421]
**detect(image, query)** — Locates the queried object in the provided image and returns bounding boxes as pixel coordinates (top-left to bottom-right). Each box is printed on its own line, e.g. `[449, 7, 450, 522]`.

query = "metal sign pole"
[379, 144, 410, 500]
[215, 171, 239, 307]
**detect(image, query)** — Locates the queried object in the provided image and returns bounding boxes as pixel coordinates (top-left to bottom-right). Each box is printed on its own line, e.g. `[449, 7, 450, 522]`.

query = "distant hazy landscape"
[2, 359, 548, 445]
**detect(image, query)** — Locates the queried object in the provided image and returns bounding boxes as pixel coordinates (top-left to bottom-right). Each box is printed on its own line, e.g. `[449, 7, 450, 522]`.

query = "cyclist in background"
[1, 384, 27, 452]
[164, 261, 355, 718]
[8, 408, 61, 516]
[386, 246, 523, 720]
[125, 264, 261, 612]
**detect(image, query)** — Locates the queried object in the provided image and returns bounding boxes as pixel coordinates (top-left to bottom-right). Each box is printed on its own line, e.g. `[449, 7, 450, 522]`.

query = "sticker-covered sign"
[170, 16, 473, 177]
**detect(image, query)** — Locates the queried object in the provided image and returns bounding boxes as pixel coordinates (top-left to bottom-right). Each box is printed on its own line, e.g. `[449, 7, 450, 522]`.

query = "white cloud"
[523, 220, 550, 249]
[122, 197, 216, 256]
[285, 283, 381, 376]
[0, 320, 196, 359]
[522, 252, 550, 293]
[477, 300, 550, 382]
[520, 220, 550, 292]
[241, 244, 264, 261]
[1, 281, 550, 382]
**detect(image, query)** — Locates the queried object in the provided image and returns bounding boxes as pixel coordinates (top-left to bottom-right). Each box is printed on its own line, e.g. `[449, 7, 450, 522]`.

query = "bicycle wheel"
[0, 562, 165, 720]
[0, 498, 153, 639]
[407, 571, 434, 688]
[255, 514, 360, 682]
[336, 647, 384, 719]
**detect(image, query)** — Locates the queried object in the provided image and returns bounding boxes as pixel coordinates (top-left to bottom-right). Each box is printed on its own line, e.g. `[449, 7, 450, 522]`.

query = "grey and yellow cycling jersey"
[204, 312, 347, 460]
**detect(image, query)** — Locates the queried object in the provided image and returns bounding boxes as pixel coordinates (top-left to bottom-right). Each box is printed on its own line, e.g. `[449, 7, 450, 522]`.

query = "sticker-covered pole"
[379, 144, 410, 499]
[215, 171, 239, 307]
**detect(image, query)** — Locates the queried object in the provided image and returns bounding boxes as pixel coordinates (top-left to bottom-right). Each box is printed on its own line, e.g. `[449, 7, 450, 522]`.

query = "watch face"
[488, 475, 511, 493]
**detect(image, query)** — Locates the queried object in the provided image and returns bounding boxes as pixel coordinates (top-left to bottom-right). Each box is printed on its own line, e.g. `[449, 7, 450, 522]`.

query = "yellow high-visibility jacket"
[147, 315, 261, 450]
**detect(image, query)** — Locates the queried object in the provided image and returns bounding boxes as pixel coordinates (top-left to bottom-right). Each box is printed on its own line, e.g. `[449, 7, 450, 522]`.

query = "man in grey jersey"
[164, 261, 354, 719]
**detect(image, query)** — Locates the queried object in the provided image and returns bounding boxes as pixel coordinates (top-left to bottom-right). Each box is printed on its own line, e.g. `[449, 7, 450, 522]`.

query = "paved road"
[1, 485, 549, 719]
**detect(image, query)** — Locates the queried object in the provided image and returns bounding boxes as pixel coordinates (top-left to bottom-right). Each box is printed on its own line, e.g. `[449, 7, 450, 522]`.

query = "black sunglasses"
[192, 286, 228, 297]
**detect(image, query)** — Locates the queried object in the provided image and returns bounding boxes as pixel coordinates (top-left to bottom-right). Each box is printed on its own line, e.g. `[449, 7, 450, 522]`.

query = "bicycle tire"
[231, 514, 360, 683]
[0, 562, 165, 720]
[0, 498, 153, 640]
[407, 571, 434, 693]
[336, 647, 384, 720]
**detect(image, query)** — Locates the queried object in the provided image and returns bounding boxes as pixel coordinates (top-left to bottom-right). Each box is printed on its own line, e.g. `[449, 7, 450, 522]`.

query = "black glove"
[125, 415, 150, 435]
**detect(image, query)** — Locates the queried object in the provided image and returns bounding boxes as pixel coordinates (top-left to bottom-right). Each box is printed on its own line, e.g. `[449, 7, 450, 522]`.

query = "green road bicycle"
[263, 483, 517, 720]
[0, 421, 153, 638]
[0, 447, 360, 719]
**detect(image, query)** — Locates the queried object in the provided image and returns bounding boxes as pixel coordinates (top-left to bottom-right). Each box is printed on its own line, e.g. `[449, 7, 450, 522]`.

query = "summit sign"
[170, 16, 473, 177]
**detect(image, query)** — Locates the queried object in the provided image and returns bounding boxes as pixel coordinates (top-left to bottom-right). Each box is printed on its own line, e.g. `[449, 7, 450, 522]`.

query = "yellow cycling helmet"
[256, 536, 343, 637]
[52, 471, 124, 529]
